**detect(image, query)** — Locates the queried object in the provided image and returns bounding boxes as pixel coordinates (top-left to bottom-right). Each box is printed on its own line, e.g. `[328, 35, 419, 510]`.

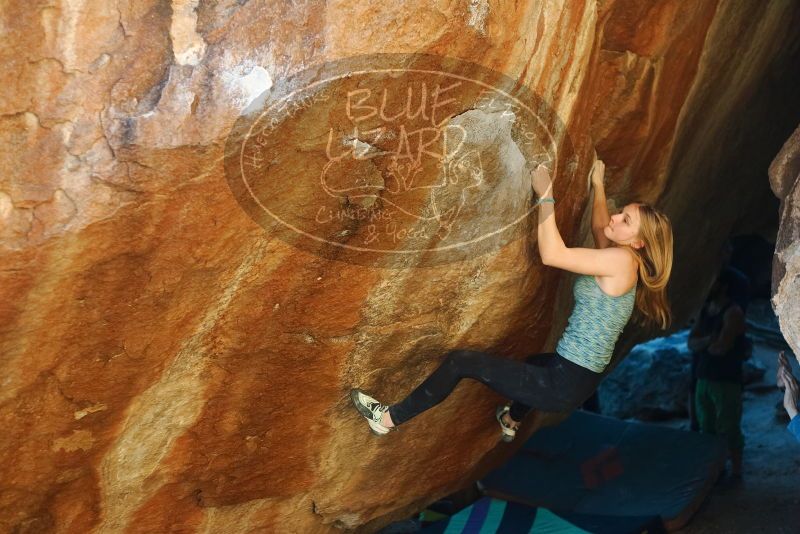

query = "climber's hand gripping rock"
[530, 163, 553, 198]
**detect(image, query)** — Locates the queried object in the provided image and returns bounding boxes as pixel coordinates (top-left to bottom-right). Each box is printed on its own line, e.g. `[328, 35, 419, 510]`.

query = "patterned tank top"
[555, 274, 637, 373]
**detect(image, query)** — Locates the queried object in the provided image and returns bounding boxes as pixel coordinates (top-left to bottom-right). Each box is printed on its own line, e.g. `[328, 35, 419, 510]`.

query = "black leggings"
[387, 349, 604, 426]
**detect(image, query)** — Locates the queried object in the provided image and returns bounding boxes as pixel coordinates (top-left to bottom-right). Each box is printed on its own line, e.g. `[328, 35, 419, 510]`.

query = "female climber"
[351, 159, 674, 440]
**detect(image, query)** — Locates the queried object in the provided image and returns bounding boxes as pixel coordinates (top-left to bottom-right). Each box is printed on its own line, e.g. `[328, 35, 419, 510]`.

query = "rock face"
[770, 124, 800, 360]
[600, 331, 694, 420]
[599, 329, 766, 421]
[1, 1, 799, 532]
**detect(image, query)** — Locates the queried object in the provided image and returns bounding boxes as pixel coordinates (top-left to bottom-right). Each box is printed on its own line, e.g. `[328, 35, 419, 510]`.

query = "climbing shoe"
[351, 388, 393, 436]
[496, 405, 519, 442]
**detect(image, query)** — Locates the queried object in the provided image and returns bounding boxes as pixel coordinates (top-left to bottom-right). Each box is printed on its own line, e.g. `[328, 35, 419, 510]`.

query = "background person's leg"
[711, 381, 745, 476]
[689, 352, 700, 430]
[695, 378, 716, 435]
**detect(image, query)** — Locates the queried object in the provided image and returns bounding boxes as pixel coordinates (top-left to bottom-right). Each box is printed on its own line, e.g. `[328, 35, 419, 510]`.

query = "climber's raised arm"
[590, 160, 613, 249]
[530, 163, 629, 278]
[530, 163, 561, 258]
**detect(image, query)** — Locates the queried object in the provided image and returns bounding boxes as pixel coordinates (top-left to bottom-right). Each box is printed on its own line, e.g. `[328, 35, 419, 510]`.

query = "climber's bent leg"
[507, 352, 602, 422]
[508, 353, 557, 422]
[387, 349, 602, 427]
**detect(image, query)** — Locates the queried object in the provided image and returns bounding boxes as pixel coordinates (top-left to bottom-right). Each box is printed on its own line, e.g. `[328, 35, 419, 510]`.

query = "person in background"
[777, 350, 800, 442]
[687, 263, 751, 480]
[688, 239, 750, 431]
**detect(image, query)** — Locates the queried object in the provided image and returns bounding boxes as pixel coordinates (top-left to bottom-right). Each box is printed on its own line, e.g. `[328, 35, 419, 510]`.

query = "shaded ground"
[666, 340, 800, 533]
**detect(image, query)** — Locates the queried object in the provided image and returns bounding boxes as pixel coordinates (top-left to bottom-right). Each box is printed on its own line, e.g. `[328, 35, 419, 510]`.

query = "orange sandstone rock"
[1, 1, 799, 532]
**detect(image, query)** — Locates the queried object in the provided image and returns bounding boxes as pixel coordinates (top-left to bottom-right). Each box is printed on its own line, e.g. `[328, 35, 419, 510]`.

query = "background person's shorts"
[695, 378, 744, 450]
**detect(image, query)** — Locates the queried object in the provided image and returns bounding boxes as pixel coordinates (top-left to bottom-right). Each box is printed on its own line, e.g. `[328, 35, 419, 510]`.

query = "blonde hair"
[521, 198, 674, 331]
[626, 203, 674, 330]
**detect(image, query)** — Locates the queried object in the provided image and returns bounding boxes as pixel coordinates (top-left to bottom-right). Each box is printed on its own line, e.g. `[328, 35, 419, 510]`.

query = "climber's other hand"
[590, 159, 606, 188]
[531, 163, 552, 197]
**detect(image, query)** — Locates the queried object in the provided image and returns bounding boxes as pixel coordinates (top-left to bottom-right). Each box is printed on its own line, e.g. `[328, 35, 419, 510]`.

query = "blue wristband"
[536, 197, 555, 205]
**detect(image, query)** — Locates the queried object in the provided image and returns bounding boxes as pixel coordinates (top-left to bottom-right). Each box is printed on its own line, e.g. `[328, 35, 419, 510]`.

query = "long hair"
[627, 203, 674, 330]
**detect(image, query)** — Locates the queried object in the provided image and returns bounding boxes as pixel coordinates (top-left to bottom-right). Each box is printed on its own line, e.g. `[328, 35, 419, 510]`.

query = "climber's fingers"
[530, 164, 553, 196]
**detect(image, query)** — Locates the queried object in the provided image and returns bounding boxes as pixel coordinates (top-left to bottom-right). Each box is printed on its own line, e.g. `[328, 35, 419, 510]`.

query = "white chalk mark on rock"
[221, 62, 274, 110]
[170, 0, 207, 66]
[468, 0, 489, 36]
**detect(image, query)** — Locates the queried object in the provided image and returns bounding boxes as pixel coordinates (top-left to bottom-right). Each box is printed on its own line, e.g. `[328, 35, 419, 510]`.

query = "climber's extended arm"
[536, 195, 630, 276]
[591, 181, 612, 249]
[532, 164, 629, 277]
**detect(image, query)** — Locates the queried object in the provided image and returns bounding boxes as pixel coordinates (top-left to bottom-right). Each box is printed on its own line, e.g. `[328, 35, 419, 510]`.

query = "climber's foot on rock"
[496, 405, 520, 442]
[351, 388, 396, 436]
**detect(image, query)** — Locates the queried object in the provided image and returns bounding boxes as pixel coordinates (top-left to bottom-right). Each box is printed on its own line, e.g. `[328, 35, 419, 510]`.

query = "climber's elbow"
[540, 246, 567, 268]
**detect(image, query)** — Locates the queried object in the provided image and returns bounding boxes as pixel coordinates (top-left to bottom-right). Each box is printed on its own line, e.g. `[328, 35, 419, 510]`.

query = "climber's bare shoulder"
[543, 245, 635, 283]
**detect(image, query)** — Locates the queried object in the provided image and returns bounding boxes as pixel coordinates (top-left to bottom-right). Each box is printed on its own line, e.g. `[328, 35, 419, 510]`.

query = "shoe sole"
[367, 419, 390, 436]
[351, 389, 391, 436]
[496, 405, 516, 442]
